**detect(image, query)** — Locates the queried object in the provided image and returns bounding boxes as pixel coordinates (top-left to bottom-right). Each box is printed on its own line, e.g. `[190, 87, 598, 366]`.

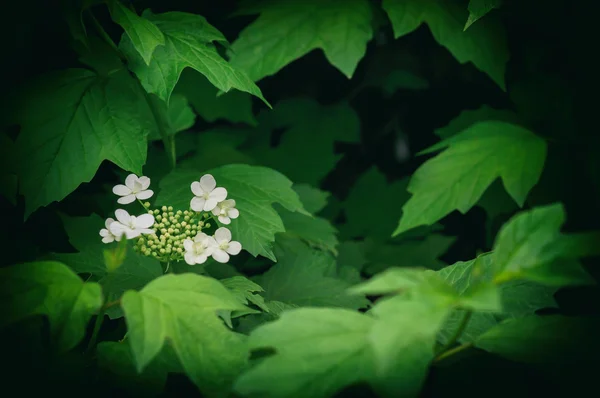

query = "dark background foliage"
[1, 0, 598, 396]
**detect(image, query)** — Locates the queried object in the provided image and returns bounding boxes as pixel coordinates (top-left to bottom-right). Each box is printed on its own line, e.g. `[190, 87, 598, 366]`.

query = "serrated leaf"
[157, 164, 306, 261]
[0, 261, 102, 352]
[292, 184, 330, 214]
[174, 69, 256, 125]
[121, 273, 249, 396]
[492, 204, 596, 285]
[475, 315, 600, 366]
[337, 241, 367, 271]
[52, 213, 163, 319]
[243, 98, 360, 185]
[221, 276, 269, 312]
[120, 10, 267, 105]
[394, 121, 547, 234]
[108, 0, 164, 65]
[382, 0, 508, 89]
[464, 0, 502, 31]
[277, 206, 339, 255]
[97, 340, 183, 396]
[341, 167, 410, 240]
[229, 0, 374, 81]
[364, 234, 456, 274]
[13, 68, 153, 218]
[234, 308, 376, 398]
[255, 246, 369, 309]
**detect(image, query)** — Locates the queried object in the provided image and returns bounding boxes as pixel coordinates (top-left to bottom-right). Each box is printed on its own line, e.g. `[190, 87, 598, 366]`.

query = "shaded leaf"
[229, 0, 374, 81]
[465, 0, 502, 31]
[0, 261, 102, 352]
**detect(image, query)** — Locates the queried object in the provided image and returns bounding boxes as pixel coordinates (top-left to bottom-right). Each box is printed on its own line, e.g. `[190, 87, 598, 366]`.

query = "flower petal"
[190, 197, 206, 212]
[117, 194, 136, 204]
[139, 228, 155, 235]
[211, 207, 220, 216]
[222, 199, 235, 208]
[214, 227, 231, 243]
[227, 208, 240, 219]
[203, 198, 218, 211]
[138, 176, 151, 190]
[184, 251, 196, 265]
[183, 239, 193, 252]
[102, 236, 115, 244]
[105, 217, 115, 229]
[212, 249, 229, 263]
[114, 209, 131, 225]
[194, 232, 209, 242]
[227, 241, 242, 255]
[112, 184, 131, 196]
[99, 229, 109, 237]
[191, 181, 204, 196]
[210, 187, 227, 202]
[195, 254, 209, 264]
[125, 174, 138, 190]
[124, 229, 141, 239]
[136, 189, 154, 200]
[205, 236, 218, 249]
[136, 214, 155, 229]
[200, 174, 217, 192]
[218, 215, 231, 225]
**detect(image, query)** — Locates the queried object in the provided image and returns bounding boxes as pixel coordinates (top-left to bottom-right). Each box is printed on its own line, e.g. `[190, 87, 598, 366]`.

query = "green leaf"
[363, 234, 456, 274]
[174, 69, 257, 125]
[254, 246, 369, 309]
[157, 164, 306, 261]
[108, 0, 164, 65]
[179, 127, 256, 171]
[464, 0, 502, 31]
[121, 273, 249, 396]
[475, 315, 600, 366]
[52, 213, 163, 319]
[147, 93, 196, 140]
[394, 121, 547, 234]
[234, 308, 376, 398]
[434, 106, 522, 140]
[277, 206, 339, 255]
[341, 167, 410, 239]
[120, 10, 267, 105]
[244, 98, 360, 185]
[368, 296, 451, 397]
[229, 0, 374, 81]
[437, 257, 558, 343]
[337, 241, 368, 271]
[13, 68, 154, 218]
[382, 0, 508, 89]
[492, 203, 595, 285]
[97, 340, 183, 396]
[293, 184, 330, 214]
[221, 276, 270, 312]
[0, 261, 102, 352]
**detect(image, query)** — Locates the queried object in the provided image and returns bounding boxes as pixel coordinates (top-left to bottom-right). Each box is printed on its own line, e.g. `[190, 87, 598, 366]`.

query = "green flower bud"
[144, 202, 151, 208]
[205, 223, 211, 228]
[160, 248, 166, 254]
[161, 206, 167, 212]
[203, 213, 209, 219]
[153, 209, 160, 215]
[156, 215, 162, 222]
[168, 206, 173, 211]
[152, 251, 158, 257]
[184, 215, 190, 222]
[164, 233, 170, 238]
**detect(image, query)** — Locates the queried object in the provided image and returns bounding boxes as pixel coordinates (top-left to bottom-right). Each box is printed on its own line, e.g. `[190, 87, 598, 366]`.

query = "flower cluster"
[100, 173, 242, 268]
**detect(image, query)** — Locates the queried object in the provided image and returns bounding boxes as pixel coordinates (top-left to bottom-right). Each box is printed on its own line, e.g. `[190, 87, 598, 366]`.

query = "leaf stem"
[434, 342, 474, 363]
[86, 305, 107, 353]
[435, 310, 472, 357]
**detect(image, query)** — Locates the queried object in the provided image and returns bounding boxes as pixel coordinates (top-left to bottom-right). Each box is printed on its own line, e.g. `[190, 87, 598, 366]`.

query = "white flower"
[190, 174, 227, 212]
[109, 209, 155, 240]
[183, 232, 217, 265]
[211, 199, 240, 225]
[211, 227, 242, 263]
[112, 174, 154, 205]
[99, 218, 119, 244]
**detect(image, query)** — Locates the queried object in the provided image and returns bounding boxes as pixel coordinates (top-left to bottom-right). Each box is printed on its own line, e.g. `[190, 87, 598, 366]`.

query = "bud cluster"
[133, 205, 210, 262]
